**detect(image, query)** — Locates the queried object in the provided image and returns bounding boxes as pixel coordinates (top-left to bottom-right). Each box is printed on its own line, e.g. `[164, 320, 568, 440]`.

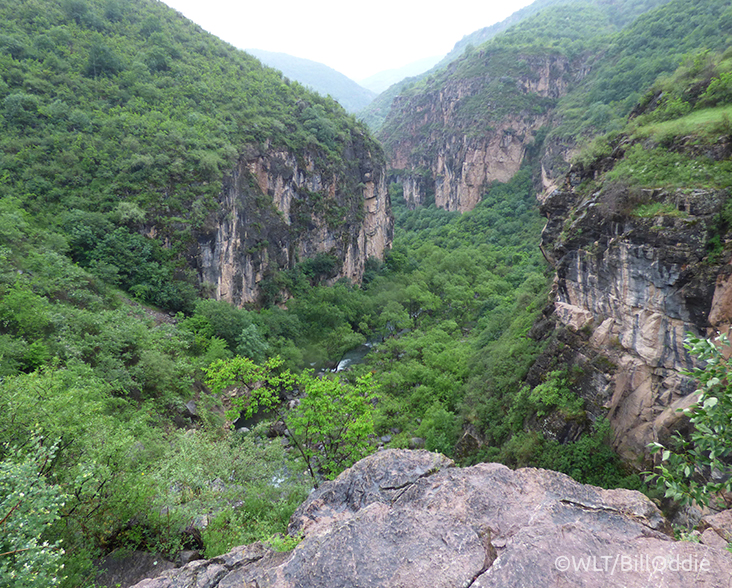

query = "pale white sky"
[161, 0, 536, 81]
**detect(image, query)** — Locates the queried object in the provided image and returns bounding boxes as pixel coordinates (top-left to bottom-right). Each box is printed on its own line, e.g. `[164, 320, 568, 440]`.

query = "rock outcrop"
[196, 135, 392, 305]
[131, 450, 732, 588]
[538, 152, 732, 464]
[380, 50, 588, 212]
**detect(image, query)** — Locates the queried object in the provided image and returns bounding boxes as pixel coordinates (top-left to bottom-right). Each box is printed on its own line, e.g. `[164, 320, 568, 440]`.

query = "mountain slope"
[358, 0, 612, 133]
[440, 0, 674, 69]
[541, 0, 732, 185]
[378, 0, 722, 213]
[246, 49, 377, 113]
[536, 46, 732, 467]
[435, 0, 573, 68]
[0, 0, 391, 309]
[358, 56, 442, 94]
[378, 1, 614, 212]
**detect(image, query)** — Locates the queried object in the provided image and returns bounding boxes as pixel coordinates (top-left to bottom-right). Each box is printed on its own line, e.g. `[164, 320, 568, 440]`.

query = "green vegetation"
[553, 0, 732, 140]
[1, 133, 637, 585]
[631, 201, 687, 218]
[649, 334, 732, 508]
[205, 355, 377, 484]
[378, 0, 731, 192]
[0, 0, 377, 312]
[489, 2, 617, 58]
[377, 0, 677, 158]
[6, 0, 732, 584]
[577, 47, 732, 191]
[0, 436, 66, 588]
[359, 0, 673, 133]
[285, 373, 376, 481]
[605, 143, 732, 189]
[0, 362, 309, 583]
[632, 106, 732, 141]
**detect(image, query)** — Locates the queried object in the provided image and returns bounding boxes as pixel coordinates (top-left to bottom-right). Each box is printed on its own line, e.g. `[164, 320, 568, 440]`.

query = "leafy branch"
[647, 333, 732, 507]
[204, 356, 377, 486]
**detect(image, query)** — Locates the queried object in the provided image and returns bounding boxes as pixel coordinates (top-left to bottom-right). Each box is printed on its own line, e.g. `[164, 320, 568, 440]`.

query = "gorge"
[1, 0, 732, 586]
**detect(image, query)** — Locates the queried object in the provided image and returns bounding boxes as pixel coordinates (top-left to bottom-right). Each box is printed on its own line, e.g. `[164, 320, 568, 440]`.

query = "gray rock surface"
[131, 449, 732, 588]
[702, 509, 732, 543]
[95, 551, 176, 588]
[197, 140, 392, 306]
[383, 54, 586, 213]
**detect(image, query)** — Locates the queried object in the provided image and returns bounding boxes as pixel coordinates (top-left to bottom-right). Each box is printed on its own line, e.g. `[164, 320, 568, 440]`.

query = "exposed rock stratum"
[380, 51, 589, 212]
[196, 137, 392, 306]
[132, 449, 732, 588]
[537, 138, 732, 466]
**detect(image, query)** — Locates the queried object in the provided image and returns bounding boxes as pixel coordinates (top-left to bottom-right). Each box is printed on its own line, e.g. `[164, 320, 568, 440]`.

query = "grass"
[630, 105, 732, 142]
[631, 202, 687, 218]
[605, 143, 732, 190]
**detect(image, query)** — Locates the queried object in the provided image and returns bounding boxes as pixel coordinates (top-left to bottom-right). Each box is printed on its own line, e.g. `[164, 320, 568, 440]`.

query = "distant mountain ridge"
[358, 56, 443, 94]
[376, 0, 684, 209]
[358, 0, 571, 131]
[358, 0, 675, 132]
[246, 49, 376, 113]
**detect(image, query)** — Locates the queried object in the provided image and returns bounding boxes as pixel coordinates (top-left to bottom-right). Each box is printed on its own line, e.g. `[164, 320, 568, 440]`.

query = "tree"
[3, 93, 40, 127]
[0, 436, 66, 588]
[205, 355, 297, 420]
[205, 356, 377, 485]
[648, 333, 732, 507]
[84, 42, 122, 78]
[61, 0, 88, 24]
[288, 372, 377, 481]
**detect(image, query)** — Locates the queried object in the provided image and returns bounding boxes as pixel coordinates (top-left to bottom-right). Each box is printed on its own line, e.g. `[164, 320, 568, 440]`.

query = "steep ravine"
[195, 137, 393, 305]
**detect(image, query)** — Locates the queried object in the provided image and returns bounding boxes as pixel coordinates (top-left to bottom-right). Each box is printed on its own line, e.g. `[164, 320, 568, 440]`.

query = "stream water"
[234, 339, 377, 431]
[333, 341, 375, 372]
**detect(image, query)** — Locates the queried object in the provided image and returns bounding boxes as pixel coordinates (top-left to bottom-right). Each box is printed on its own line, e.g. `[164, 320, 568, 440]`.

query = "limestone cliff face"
[380, 51, 587, 212]
[196, 137, 392, 306]
[538, 154, 732, 465]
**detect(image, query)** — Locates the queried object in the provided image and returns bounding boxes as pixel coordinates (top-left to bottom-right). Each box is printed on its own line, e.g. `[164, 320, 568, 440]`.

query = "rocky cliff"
[537, 138, 732, 465]
[196, 135, 392, 305]
[379, 49, 588, 212]
[131, 450, 732, 588]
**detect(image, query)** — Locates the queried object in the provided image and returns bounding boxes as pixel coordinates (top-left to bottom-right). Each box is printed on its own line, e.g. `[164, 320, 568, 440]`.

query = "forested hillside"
[0, 0, 387, 312]
[379, 0, 729, 211]
[543, 0, 732, 173]
[2, 0, 732, 585]
[358, 0, 674, 132]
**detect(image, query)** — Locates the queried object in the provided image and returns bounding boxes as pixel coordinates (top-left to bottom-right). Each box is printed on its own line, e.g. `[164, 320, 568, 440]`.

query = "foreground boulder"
[133, 449, 732, 588]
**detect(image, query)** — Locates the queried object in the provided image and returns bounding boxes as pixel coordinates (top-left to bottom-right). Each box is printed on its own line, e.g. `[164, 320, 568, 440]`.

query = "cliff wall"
[380, 51, 587, 212]
[196, 136, 392, 305]
[538, 148, 732, 464]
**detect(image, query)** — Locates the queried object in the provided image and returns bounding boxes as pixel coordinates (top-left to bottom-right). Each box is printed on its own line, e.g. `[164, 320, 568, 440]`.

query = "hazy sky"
[160, 0, 535, 81]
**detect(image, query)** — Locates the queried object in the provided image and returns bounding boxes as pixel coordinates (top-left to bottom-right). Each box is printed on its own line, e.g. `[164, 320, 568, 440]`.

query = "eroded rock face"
[130, 450, 732, 588]
[539, 177, 731, 464]
[380, 52, 587, 213]
[197, 137, 392, 306]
